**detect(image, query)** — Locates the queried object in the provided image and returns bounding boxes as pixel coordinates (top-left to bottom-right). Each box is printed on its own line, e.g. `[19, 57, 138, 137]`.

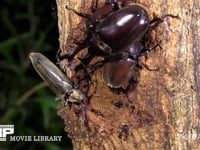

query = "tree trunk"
[56, 0, 200, 149]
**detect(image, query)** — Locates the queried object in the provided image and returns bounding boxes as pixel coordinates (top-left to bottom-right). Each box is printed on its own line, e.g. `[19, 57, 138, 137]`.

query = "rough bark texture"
[56, 0, 200, 149]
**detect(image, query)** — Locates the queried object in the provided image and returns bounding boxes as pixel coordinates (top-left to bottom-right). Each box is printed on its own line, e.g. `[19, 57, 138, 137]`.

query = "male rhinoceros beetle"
[59, 0, 178, 88]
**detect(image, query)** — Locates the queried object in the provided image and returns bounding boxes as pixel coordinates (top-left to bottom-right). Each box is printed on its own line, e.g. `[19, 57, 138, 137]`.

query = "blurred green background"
[0, 0, 73, 149]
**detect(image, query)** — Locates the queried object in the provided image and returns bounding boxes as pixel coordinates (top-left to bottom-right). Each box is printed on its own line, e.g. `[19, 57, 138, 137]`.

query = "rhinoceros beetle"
[59, 0, 178, 88]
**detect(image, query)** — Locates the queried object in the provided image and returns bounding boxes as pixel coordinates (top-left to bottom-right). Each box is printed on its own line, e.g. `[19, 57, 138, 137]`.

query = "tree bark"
[56, 0, 200, 149]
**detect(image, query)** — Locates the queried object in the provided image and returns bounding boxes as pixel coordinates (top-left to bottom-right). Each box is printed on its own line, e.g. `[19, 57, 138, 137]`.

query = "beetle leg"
[82, 101, 89, 127]
[66, 5, 90, 19]
[90, 0, 99, 12]
[133, 43, 161, 71]
[58, 38, 89, 61]
[106, 0, 135, 7]
[76, 58, 92, 78]
[104, 0, 120, 10]
[75, 55, 104, 82]
[63, 90, 73, 106]
[118, 124, 129, 139]
[78, 47, 97, 65]
[149, 14, 179, 31]
[113, 0, 120, 10]
[138, 43, 161, 57]
[137, 59, 159, 71]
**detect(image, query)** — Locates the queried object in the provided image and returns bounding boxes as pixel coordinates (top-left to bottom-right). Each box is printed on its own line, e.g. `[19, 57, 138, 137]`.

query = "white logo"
[0, 125, 62, 142]
[0, 125, 14, 141]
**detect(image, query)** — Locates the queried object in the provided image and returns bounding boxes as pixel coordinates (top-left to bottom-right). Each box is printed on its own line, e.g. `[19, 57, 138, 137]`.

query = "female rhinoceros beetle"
[59, 0, 178, 88]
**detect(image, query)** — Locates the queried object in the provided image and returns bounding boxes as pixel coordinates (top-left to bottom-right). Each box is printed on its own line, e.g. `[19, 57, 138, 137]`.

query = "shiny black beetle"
[59, 0, 178, 88]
